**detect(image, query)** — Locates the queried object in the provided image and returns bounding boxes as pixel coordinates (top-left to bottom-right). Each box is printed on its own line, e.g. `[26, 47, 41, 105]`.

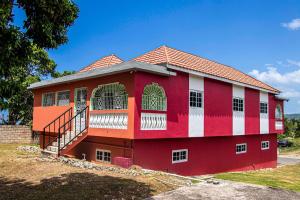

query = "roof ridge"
[107, 54, 114, 67]
[163, 45, 170, 63]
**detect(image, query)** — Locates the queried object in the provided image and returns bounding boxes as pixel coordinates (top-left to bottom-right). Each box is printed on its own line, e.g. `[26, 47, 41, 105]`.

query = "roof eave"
[28, 61, 176, 90]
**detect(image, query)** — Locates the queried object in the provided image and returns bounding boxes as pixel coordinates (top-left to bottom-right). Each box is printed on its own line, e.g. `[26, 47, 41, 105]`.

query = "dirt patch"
[0, 144, 192, 200]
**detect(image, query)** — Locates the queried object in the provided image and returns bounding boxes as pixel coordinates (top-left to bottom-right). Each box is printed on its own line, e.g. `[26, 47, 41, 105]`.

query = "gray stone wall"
[0, 125, 37, 144]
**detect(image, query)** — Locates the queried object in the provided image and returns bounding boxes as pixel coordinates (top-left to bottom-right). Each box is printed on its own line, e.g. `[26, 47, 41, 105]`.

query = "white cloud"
[281, 18, 300, 30]
[280, 89, 300, 98]
[287, 59, 300, 67]
[249, 67, 300, 84]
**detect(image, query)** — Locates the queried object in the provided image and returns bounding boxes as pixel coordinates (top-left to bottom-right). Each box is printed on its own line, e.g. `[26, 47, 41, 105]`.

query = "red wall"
[204, 78, 233, 136]
[68, 136, 133, 162]
[269, 94, 284, 134]
[245, 88, 260, 134]
[133, 134, 277, 175]
[134, 71, 189, 139]
[32, 72, 136, 139]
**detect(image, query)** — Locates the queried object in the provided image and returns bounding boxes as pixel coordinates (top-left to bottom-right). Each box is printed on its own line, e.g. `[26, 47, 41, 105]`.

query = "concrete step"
[47, 145, 58, 152]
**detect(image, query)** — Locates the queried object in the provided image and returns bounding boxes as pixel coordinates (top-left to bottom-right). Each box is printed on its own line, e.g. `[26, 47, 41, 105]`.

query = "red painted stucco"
[67, 136, 133, 162]
[204, 78, 233, 136]
[133, 134, 277, 176]
[245, 88, 260, 134]
[133, 71, 189, 139]
[269, 94, 284, 134]
[32, 72, 136, 139]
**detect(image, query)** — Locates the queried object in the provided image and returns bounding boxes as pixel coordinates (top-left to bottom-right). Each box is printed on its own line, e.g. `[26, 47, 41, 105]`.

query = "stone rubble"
[19, 145, 195, 186]
[17, 145, 40, 153]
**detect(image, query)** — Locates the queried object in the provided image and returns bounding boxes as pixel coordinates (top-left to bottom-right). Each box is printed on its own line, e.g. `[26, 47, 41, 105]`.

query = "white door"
[74, 88, 87, 133]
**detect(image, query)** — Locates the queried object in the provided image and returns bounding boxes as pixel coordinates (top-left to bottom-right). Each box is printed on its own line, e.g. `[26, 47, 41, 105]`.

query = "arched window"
[275, 104, 282, 120]
[142, 83, 167, 111]
[91, 83, 128, 110]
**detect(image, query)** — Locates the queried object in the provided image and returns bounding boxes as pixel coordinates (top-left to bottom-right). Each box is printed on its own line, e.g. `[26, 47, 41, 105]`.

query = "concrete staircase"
[42, 131, 84, 156]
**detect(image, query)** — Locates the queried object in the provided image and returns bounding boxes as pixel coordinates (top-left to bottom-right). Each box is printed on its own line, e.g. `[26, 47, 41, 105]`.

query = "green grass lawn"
[279, 138, 300, 155]
[215, 164, 300, 192]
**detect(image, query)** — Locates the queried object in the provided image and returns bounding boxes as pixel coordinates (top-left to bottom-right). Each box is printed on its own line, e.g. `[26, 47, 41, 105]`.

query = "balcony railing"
[275, 121, 283, 130]
[91, 95, 128, 110]
[141, 113, 167, 130]
[89, 113, 128, 129]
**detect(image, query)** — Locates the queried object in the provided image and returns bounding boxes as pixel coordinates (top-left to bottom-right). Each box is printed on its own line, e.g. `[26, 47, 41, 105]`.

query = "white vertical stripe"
[260, 92, 269, 134]
[233, 86, 245, 135]
[188, 75, 204, 137]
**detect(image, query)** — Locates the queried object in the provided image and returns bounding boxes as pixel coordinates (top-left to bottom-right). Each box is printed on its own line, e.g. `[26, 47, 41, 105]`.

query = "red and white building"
[29, 46, 285, 175]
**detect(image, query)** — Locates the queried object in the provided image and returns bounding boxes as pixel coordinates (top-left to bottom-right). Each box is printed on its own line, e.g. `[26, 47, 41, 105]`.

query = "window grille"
[260, 102, 268, 114]
[91, 83, 128, 110]
[236, 143, 247, 154]
[57, 91, 70, 106]
[190, 91, 202, 108]
[96, 149, 111, 163]
[172, 149, 188, 163]
[142, 83, 167, 111]
[42, 93, 55, 107]
[261, 141, 270, 150]
[233, 98, 244, 112]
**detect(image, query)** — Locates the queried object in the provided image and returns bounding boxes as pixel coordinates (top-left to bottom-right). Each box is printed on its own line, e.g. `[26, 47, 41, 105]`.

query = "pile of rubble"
[17, 145, 40, 153]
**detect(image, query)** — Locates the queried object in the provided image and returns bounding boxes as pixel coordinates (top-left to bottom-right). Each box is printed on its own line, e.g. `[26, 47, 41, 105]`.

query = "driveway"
[278, 155, 300, 166]
[149, 180, 300, 200]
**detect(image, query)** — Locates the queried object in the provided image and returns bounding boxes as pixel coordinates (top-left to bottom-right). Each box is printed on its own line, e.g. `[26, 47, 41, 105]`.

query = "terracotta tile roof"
[79, 54, 123, 72]
[133, 46, 279, 93]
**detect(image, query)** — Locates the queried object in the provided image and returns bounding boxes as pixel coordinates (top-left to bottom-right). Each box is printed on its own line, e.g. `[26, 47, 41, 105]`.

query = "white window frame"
[233, 97, 244, 112]
[42, 92, 56, 107]
[189, 90, 203, 108]
[236, 143, 247, 154]
[261, 141, 270, 150]
[260, 102, 268, 114]
[172, 149, 188, 164]
[95, 149, 111, 163]
[56, 90, 70, 106]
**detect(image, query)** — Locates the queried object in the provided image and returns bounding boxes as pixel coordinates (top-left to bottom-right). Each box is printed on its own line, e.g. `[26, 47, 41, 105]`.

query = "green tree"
[0, 0, 79, 125]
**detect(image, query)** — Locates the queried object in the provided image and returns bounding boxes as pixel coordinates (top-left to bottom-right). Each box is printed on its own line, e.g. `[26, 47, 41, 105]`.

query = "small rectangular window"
[236, 143, 247, 154]
[190, 90, 202, 108]
[261, 141, 270, 150]
[96, 149, 111, 163]
[42, 92, 55, 107]
[57, 91, 70, 106]
[172, 149, 188, 163]
[260, 102, 268, 114]
[233, 97, 244, 112]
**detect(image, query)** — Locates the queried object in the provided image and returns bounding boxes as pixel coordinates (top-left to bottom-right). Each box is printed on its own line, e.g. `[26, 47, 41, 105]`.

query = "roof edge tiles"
[133, 45, 279, 93]
[79, 54, 123, 72]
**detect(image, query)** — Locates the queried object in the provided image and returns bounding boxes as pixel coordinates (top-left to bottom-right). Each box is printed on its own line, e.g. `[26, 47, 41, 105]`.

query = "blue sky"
[16, 0, 300, 114]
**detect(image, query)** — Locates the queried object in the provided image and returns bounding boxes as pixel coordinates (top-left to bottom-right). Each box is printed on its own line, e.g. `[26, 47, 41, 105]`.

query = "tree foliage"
[283, 118, 300, 139]
[0, 0, 79, 125]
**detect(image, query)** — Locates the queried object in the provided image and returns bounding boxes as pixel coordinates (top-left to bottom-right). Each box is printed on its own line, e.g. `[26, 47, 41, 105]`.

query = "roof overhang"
[28, 61, 176, 90]
[275, 95, 289, 102]
[166, 64, 280, 94]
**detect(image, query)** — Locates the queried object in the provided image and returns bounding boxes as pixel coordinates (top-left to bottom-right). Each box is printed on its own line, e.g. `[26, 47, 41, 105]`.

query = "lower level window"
[236, 143, 247, 154]
[261, 141, 270, 150]
[96, 149, 111, 163]
[172, 149, 188, 163]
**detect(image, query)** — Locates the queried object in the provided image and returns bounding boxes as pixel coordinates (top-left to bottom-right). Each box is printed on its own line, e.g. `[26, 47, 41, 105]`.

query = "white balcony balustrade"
[275, 121, 283, 130]
[89, 113, 128, 129]
[141, 113, 167, 130]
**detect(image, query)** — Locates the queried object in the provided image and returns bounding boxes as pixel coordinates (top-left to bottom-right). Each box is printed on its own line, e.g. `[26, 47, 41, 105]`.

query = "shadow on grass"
[0, 172, 154, 200]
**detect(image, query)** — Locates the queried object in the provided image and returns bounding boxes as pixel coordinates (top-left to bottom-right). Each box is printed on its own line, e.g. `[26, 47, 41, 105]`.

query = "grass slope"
[215, 164, 300, 192]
